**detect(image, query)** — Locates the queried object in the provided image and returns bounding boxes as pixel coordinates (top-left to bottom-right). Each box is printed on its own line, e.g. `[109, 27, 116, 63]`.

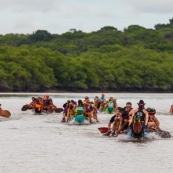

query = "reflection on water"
[0, 93, 173, 173]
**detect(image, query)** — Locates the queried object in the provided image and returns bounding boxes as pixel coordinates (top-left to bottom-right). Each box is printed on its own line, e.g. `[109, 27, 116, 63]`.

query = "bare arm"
[90, 110, 94, 119]
[118, 117, 123, 131]
[170, 105, 173, 113]
[66, 109, 70, 122]
[143, 109, 149, 125]
[129, 109, 137, 126]
[108, 122, 111, 129]
[114, 103, 118, 111]
[129, 109, 134, 116]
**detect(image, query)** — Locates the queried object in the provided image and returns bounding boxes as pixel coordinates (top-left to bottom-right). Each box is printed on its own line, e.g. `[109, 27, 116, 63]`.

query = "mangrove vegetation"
[1, 18, 173, 92]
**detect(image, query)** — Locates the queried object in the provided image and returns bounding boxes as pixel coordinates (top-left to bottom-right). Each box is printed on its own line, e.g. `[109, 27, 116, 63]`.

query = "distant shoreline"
[45, 89, 173, 93]
[0, 88, 173, 93]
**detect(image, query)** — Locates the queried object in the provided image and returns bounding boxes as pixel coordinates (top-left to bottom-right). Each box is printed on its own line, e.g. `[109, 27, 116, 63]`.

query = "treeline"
[1, 18, 173, 92]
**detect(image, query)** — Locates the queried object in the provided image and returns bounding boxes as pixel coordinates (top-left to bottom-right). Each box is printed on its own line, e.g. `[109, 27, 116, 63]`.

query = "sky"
[1, 0, 173, 35]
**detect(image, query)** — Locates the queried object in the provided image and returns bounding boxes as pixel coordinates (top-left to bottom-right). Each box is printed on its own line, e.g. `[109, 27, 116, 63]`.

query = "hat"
[44, 94, 49, 99]
[146, 107, 151, 112]
[137, 100, 145, 105]
[85, 96, 89, 99]
[147, 108, 156, 115]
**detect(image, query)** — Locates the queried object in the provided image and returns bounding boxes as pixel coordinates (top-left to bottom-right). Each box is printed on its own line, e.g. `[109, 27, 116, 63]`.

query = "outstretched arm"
[169, 105, 173, 113]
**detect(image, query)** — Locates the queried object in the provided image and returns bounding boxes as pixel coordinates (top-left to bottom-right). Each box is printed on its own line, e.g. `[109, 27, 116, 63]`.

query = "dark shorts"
[110, 115, 116, 123]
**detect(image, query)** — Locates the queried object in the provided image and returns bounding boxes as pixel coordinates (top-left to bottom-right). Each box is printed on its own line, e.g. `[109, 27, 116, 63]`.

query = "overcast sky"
[1, 0, 173, 35]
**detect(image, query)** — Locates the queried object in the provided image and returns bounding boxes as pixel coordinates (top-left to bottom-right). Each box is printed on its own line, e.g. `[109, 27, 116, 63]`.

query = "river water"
[0, 93, 173, 173]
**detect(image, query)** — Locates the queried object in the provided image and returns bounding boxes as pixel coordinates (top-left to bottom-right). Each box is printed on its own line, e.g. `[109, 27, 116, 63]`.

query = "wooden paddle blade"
[47, 107, 54, 113]
[0, 109, 11, 118]
[54, 108, 63, 113]
[21, 104, 29, 111]
[156, 130, 171, 138]
[98, 127, 109, 134]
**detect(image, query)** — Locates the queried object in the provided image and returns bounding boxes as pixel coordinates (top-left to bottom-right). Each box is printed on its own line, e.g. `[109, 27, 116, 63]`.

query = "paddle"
[155, 129, 171, 138]
[21, 104, 29, 111]
[98, 122, 130, 137]
[54, 108, 63, 113]
[0, 109, 11, 118]
[98, 127, 109, 134]
[41, 107, 63, 114]
[98, 127, 122, 137]
[99, 124, 171, 139]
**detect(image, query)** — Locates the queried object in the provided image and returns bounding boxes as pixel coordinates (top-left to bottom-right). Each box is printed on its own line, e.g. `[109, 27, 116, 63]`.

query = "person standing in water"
[128, 100, 149, 137]
[169, 103, 173, 115]
[99, 93, 107, 112]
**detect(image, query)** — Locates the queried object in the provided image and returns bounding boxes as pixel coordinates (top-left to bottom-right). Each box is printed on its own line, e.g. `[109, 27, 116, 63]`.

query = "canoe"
[67, 115, 86, 125]
[75, 115, 85, 124]
[98, 126, 171, 138]
[21, 105, 63, 114]
[68, 117, 90, 125]
[38, 107, 63, 114]
[53, 108, 63, 113]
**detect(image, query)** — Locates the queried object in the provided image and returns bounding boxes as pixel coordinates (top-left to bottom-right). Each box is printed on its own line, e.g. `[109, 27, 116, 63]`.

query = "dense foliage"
[1, 19, 173, 92]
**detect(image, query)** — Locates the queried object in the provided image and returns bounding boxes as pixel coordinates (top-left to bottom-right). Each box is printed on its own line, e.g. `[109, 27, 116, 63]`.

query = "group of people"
[0, 92, 172, 139]
[94, 93, 118, 113]
[105, 100, 162, 137]
[60, 93, 162, 136]
[22, 94, 59, 113]
[61, 97, 99, 123]
[61, 93, 121, 124]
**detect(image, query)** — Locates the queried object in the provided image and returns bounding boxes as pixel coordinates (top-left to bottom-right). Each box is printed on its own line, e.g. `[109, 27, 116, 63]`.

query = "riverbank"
[1, 87, 173, 93]
[1, 89, 173, 93]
